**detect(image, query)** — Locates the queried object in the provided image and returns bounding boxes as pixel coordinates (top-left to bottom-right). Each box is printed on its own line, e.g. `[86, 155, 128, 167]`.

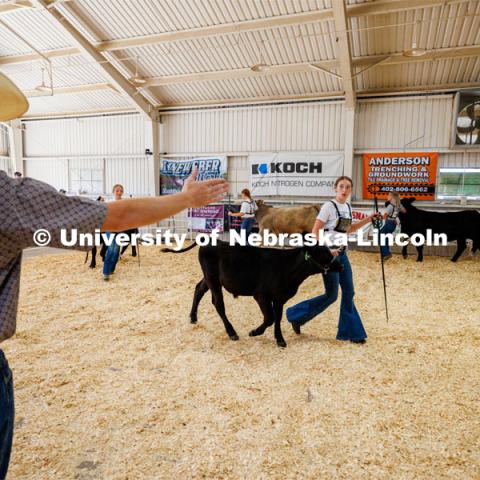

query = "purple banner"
[188, 205, 225, 233]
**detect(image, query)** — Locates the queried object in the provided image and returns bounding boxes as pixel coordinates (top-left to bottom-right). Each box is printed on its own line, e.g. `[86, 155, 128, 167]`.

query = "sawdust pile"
[4, 247, 480, 479]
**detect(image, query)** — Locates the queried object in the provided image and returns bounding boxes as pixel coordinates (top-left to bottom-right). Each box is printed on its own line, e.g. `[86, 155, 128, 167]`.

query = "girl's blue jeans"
[286, 252, 367, 341]
[103, 232, 120, 275]
[380, 219, 397, 257]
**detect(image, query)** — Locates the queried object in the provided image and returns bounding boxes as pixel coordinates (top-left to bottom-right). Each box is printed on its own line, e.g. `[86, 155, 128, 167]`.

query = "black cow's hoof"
[402, 255, 408, 260]
[277, 340, 287, 348]
[229, 334, 239, 341]
[190, 318, 197, 324]
[89, 264, 95, 269]
[249, 329, 262, 337]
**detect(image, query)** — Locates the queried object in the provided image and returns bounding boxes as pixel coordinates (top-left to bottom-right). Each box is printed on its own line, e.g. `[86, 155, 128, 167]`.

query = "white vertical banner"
[249, 152, 344, 196]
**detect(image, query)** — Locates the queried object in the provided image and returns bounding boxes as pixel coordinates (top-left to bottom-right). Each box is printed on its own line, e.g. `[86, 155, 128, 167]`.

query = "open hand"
[182, 167, 229, 208]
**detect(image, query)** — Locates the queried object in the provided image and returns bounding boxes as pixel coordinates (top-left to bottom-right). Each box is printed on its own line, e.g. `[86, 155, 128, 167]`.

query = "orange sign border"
[363, 152, 438, 200]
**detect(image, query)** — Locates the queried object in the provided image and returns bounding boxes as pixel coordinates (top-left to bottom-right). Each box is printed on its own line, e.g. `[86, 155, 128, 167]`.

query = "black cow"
[163, 241, 341, 347]
[86, 228, 138, 268]
[398, 198, 480, 262]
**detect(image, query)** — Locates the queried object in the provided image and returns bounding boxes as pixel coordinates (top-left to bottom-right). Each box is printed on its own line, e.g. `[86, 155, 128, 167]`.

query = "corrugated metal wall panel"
[355, 95, 454, 149]
[24, 114, 147, 156]
[0, 127, 8, 156]
[438, 152, 480, 168]
[105, 157, 151, 196]
[0, 157, 10, 173]
[24, 158, 69, 191]
[227, 155, 249, 197]
[162, 101, 345, 153]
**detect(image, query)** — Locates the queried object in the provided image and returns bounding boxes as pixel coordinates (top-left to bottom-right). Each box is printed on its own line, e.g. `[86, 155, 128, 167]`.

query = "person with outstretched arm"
[0, 168, 228, 479]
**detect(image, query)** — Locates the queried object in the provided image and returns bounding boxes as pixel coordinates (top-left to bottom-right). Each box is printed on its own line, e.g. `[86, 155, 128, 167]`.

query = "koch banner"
[249, 153, 343, 196]
[363, 152, 438, 200]
[160, 156, 228, 195]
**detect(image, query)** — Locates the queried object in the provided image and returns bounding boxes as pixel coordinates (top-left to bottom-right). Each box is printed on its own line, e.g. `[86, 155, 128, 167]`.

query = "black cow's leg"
[272, 301, 287, 348]
[120, 244, 128, 256]
[131, 245, 137, 257]
[472, 239, 480, 254]
[209, 284, 239, 341]
[416, 245, 424, 262]
[89, 246, 97, 268]
[190, 279, 209, 324]
[249, 295, 275, 338]
[402, 244, 408, 259]
[451, 238, 467, 262]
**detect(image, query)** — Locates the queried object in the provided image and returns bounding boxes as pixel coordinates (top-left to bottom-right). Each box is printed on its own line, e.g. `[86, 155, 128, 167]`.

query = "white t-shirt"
[240, 200, 256, 218]
[317, 200, 352, 246]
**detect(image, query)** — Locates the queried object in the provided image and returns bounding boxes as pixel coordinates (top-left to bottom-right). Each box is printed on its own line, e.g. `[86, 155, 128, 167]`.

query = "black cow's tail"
[161, 242, 198, 254]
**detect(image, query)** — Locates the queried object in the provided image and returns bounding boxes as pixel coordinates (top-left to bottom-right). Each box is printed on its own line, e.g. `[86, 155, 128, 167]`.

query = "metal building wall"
[23, 113, 151, 195]
[23, 158, 69, 191]
[105, 157, 151, 196]
[161, 101, 346, 154]
[355, 95, 454, 150]
[0, 127, 8, 156]
[24, 113, 146, 156]
[0, 157, 10, 173]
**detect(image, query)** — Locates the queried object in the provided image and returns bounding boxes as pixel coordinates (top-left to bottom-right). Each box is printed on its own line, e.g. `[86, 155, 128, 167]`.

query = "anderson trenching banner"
[249, 153, 344, 197]
[160, 156, 228, 195]
[363, 152, 438, 200]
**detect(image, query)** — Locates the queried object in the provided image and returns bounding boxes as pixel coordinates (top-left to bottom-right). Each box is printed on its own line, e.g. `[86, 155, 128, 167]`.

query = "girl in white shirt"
[286, 176, 376, 344]
[228, 188, 257, 237]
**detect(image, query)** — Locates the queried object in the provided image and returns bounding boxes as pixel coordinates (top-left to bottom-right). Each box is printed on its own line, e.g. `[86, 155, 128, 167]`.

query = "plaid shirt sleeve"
[1, 173, 107, 258]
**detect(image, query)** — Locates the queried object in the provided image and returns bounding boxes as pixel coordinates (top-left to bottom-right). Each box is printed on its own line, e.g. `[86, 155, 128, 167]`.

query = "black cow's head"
[304, 245, 343, 273]
[400, 197, 416, 209]
[398, 197, 416, 219]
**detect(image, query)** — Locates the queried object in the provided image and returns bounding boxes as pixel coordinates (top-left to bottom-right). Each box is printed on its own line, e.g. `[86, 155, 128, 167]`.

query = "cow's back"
[400, 208, 480, 239]
[259, 205, 318, 234]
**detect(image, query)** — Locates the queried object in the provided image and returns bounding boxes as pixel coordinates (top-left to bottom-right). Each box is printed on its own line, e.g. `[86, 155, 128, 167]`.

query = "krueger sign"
[249, 153, 343, 196]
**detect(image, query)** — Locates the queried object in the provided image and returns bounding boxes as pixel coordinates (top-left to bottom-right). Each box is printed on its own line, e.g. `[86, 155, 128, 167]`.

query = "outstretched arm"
[102, 169, 228, 231]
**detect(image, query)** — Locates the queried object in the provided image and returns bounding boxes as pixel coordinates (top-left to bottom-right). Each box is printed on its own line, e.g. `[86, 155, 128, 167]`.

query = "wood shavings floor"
[4, 247, 480, 479]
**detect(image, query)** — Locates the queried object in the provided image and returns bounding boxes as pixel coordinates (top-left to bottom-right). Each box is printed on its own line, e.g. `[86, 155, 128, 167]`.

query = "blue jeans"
[103, 232, 120, 275]
[0, 350, 14, 480]
[241, 218, 255, 237]
[380, 219, 397, 257]
[286, 252, 367, 341]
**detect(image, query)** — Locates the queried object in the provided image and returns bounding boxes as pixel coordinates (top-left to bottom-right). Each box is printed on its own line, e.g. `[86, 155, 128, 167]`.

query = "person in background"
[0, 167, 228, 479]
[228, 188, 258, 237]
[103, 184, 125, 281]
[380, 191, 402, 261]
[286, 176, 377, 344]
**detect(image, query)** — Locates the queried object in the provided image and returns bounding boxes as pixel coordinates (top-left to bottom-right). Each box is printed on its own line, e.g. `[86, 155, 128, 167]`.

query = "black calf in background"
[399, 198, 480, 262]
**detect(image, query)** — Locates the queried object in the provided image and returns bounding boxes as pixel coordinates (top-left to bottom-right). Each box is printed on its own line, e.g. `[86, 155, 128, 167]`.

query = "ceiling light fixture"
[403, 42, 426, 57]
[35, 67, 51, 92]
[130, 56, 147, 85]
[403, 18, 426, 58]
[250, 40, 270, 73]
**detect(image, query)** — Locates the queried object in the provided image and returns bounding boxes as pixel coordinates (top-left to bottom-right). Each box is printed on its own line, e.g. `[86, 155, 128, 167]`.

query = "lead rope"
[369, 184, 389, 323]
